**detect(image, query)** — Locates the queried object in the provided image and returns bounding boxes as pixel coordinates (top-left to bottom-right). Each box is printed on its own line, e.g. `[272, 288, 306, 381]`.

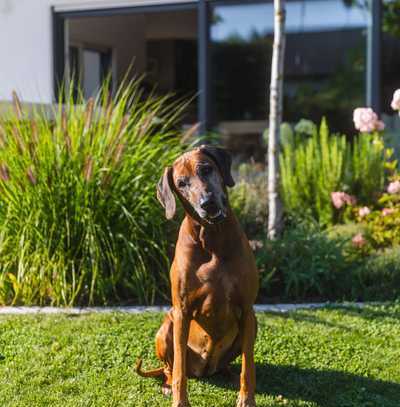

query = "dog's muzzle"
[198, 195, 227, 224]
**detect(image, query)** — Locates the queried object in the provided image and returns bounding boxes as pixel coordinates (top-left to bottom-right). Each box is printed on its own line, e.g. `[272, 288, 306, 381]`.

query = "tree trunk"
[267, 0, 286, 240]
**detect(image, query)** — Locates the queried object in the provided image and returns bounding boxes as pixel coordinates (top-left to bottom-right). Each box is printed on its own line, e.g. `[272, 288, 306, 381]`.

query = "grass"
[1, 304, 399, 406]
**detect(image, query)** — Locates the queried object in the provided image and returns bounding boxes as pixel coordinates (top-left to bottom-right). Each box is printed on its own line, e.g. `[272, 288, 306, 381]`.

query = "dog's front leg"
[172, 306, 191, 407]
[237, 308, 257, 407]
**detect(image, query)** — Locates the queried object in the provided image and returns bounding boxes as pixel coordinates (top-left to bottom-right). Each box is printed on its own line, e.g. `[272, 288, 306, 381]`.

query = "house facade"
[0, 0, 398, 141]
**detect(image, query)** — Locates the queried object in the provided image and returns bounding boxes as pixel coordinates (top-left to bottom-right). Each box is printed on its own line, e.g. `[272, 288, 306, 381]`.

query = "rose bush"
[352, 189, 400, 249]
[330, 95, 400, 251]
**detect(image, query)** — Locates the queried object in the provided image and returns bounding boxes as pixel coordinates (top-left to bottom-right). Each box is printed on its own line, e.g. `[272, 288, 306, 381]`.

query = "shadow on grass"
[203, 364, 400, 406]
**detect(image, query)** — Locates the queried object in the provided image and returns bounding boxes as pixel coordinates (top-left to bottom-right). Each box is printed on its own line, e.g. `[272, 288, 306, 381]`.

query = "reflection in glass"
[382, 1, 400, 116]
[211, 0, 369, 134]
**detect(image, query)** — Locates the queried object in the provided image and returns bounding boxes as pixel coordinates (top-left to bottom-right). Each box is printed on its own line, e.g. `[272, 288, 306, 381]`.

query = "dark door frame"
[367, 0, 381, 113]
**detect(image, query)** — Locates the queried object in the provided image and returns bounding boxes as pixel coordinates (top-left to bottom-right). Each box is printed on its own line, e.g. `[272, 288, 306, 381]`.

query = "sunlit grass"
[0, 304, 399, 406]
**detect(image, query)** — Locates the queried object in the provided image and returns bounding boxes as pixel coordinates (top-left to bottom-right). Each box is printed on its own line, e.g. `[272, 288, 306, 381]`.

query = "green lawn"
[1, 304, 399, 407]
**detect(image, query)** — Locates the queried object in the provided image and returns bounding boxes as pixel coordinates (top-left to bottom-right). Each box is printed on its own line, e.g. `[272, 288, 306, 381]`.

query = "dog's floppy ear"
[157, 166, 176, 220]
[199, 145, 235, 187]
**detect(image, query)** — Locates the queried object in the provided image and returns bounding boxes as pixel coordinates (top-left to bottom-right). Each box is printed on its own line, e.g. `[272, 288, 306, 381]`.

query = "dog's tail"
[135, 359, 165, 378]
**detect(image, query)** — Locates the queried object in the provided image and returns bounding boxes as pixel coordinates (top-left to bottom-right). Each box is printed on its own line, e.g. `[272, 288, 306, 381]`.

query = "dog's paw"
[236, 394, 256, 407]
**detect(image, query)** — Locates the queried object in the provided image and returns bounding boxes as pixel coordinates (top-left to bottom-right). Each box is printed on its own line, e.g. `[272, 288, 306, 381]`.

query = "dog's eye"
[177, 180, 187, 189]
[199, 166, 212, 177]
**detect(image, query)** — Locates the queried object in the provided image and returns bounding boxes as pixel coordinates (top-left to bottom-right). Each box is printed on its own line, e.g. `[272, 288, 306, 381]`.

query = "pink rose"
[353, 107, 385, 133]
[352, 233, 366, 248]
[331, 192, 357, 209]
[331, 192, 346, 209]
[382, 208, 395, 216]
[358, 206, 370, 218]
[387, 181, 400, 194]
[391, 89, 400, 111]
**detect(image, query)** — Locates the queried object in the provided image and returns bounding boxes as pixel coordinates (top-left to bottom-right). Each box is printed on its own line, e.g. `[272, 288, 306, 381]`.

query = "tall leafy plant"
[351, 134, 385, 202]
[0, 82, 187, 306]
[280, 119, 348, 225]
[280, 119, 387, 225]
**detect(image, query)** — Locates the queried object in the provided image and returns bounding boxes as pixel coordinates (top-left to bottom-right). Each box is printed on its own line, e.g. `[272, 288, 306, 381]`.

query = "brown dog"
[137, 145, 259, 407]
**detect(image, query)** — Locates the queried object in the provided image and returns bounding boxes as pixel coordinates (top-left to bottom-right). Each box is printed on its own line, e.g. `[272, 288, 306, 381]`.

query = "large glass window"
[211, 0, 369, 136]
[67, 9, 198, 125]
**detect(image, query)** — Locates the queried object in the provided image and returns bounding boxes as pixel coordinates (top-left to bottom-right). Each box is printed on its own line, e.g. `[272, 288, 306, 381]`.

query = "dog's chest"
[189, 270, 240, 376]
[195, 268, 239, 321]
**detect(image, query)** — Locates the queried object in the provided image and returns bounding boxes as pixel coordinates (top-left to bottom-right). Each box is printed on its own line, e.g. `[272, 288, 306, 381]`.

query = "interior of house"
[68, 9, 198, 125]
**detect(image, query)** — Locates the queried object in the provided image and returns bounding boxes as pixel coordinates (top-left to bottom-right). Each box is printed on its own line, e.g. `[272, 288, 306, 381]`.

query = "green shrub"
[0, 83, 186, 306]
[350, 134, 386, 202]
[254, 221, 400, 302]
[263, 121, 295, 147]
[230, 162, 267, 237]
[294, 118, 317, 137]
[351, 191, 400, 249]
[326, 222, 367, 242]
[280, 119, 387, 226]
[256, 222, 356, 301]
[354, 246, 400, 301]
[280, 119, 348, 225]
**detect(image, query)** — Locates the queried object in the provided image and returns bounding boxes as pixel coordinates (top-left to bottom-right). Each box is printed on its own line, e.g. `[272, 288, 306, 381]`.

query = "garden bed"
[1, 90, 400, 306]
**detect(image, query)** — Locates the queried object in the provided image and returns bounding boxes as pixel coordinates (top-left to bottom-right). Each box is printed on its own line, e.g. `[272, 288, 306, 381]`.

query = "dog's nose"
[200, 194, 215, 210]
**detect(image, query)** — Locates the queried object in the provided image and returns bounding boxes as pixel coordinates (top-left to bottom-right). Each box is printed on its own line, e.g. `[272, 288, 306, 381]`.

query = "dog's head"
[157, 145, 235, 224]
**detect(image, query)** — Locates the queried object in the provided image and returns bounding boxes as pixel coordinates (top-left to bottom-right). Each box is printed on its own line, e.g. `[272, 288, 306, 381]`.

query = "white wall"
[0, 0, 193, 104]
[0, 0, 55, 103]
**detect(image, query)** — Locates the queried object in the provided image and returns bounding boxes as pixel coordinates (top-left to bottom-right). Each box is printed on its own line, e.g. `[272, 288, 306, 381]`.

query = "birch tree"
[267, 0, 286, 239]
